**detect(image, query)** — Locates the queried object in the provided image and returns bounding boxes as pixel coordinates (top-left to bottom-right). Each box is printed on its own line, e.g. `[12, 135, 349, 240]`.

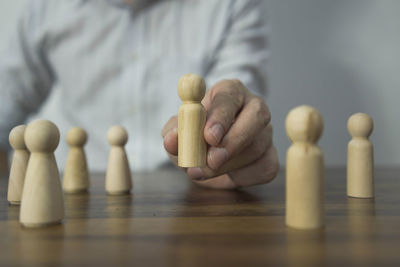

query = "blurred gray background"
[1, 0, 399, 167]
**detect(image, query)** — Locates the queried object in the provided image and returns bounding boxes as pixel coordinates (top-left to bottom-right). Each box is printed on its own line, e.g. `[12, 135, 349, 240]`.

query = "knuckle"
[250, 97, 270, 127]
[225, 85, 244, 106]
[230, 133, 248, 153]
[269, 160, 280, 179]
[252, 138, 267, 158]
[231, 79, 244, 88]
[261, 149, 279, 183]
[212, 104, 230, 120]
[210, 87, 245, 121]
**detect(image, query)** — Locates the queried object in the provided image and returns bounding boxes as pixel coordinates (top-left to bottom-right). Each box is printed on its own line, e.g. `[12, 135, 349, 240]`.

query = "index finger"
[203, 79, 248, 146]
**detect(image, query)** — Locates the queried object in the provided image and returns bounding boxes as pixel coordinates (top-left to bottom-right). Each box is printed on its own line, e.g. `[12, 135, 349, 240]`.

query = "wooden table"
[0, 167, 399, 266]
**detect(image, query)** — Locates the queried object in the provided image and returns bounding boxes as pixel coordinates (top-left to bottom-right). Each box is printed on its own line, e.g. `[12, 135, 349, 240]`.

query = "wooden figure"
[7, 125, 29, 205]
[63, 127, 89, 193]
[20, 120, 64, 227]
[105, 125, 132, 195]
[285, 105, 325, 229]
[347, 113, 374, 198]
[177, 73, 207, 167]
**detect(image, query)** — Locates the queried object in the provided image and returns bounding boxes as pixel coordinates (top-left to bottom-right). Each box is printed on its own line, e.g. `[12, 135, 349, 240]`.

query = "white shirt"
[0, 0, 268, 171]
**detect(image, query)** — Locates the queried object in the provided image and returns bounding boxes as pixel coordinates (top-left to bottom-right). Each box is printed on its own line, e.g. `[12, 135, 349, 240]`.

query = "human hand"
[162, 79, 279, 189]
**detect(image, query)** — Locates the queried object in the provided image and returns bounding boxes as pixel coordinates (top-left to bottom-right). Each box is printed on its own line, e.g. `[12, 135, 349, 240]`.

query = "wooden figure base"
[107, 190, 130, 196]
[348, 195, 374, 199]
[64, 188, 88, 194]
[21, 220, 62, 228]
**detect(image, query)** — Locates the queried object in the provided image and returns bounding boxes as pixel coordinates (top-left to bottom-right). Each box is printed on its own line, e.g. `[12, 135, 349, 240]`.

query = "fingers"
[229, 145, 279, 187]
[161, 116, 177, 138]
[203, 80, 247, 146]
[162, 116, 178, 156]
[163, 78, 278, 190]
[192, 145, 279, 189]
[187, 124, 272, 180]
[207, 95, 271, 170]
[214, 124, 273, 174]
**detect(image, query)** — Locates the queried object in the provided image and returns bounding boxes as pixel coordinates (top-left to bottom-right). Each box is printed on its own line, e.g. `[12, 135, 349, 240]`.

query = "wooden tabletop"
[0, 167, 399, 266]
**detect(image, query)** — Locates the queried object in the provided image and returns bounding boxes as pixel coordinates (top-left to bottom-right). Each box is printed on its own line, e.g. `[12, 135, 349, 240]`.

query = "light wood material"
[105, 126, 132, 195]
[20, 120, 64, 228]
[7, 125, 29, 205]
[1, 167, 399, 266]
[177, 73, 207, 167]
[63, 127, 89, 193]
[285, 105, 325, 229]
[347, 113, 374, 198]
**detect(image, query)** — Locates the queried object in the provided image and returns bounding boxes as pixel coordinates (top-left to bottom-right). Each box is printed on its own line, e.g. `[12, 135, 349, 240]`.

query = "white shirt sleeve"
[0, 0, 55, 150]
[205, 0, 269, 96]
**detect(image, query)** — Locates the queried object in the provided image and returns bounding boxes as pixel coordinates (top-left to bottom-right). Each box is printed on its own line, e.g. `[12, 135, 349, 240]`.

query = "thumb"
[163, 127, 178, 156]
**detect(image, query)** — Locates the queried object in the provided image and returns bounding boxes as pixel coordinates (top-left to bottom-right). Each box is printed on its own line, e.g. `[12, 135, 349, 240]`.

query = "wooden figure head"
[178, 73, 206, 102]
[25, 120, 60, 153]
[347, 113, 373, 138]
[286, 105, 323, 144]
[9, 125, 27, 150]
[66, 127, 87, 147]
[107, 126, 128, 146]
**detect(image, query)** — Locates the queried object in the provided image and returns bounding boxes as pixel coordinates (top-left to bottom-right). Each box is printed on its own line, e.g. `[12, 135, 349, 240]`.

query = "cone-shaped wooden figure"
[347, 113, 374, 198]
[177, 73, 207, 167]
[105, 126, 132, 195]
[7, 125, 30, 205]
[63, 127, 89, 193]
[285, 105, 325, 229]
[20, 120, 64, 228]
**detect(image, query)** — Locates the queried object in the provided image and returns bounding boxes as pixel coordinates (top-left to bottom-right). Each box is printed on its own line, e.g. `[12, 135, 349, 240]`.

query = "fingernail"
[188, 167, 204, 180]
[208, 124, 224, 144]
[208, 147, 229, 170]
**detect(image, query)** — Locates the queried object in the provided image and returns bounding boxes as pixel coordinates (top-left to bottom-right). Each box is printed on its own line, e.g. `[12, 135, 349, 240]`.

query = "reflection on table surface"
[0, 167, 399, 266]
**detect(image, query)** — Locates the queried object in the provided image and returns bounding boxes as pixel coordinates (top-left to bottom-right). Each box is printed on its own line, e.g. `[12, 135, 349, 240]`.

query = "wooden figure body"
[177, 73, 207, 167]
[105, 126, 132, 195]
[347, 113, 374, 198]
[20, 120, 64, 228]
[63, 127, 89, 193]
[7, 125, 29, 205]
[285, 105, 325, 229]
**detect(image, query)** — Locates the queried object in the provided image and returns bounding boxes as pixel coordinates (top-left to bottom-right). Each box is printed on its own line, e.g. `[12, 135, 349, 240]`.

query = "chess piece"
[285, 105, 324, 229]
[20, 120, 64, 227]
[177, 73, 207, 167]
[63, 127, 89, 193]
[7, 125, 29, 205]
[347, 113, 374, 198]
[105, 126, 132, 195]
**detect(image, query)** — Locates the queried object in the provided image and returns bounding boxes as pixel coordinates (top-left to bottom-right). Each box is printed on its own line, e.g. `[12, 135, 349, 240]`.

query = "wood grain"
[177, 73, 207, 167]
[63, 127, 89, 194]
[285, 105, 324, 229]
[347, 113, 374, 198]
[0, 167, 399, 266]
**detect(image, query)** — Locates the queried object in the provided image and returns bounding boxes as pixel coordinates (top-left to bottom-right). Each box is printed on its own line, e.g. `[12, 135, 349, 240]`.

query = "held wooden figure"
[7, 125, 29, 205]
[20, 120, 64, 228]
[347, 113, 374, 198]
[105, 126, 132, 195]
[177, 73, 207, 167]
[63, 127, 89, 193]
[285, 105, 325, 229]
